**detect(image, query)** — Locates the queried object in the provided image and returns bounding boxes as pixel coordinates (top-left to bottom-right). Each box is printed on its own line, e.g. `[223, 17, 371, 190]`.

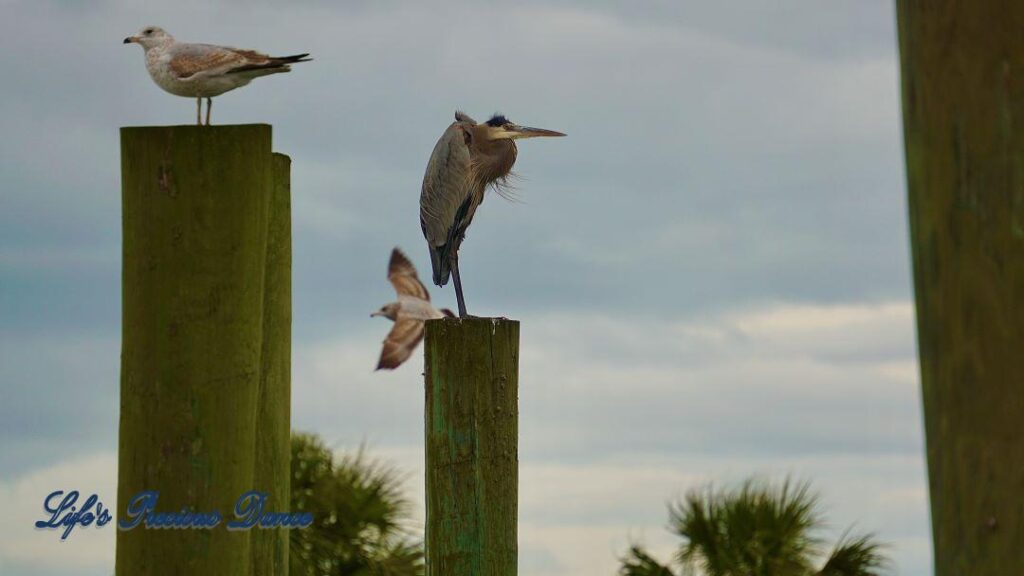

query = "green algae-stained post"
[897, 2, 1024, 573]
[117, 125, 290, 575]
[424, 317, 519, 576]
[251, 153, 293, 575]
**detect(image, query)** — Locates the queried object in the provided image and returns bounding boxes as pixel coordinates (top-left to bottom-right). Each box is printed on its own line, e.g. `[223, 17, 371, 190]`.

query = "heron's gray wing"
[167, 43, 277, 79]
[387, 248, 429, 301]
[376, 319, 424, 370]
[420, 122, 476, 246]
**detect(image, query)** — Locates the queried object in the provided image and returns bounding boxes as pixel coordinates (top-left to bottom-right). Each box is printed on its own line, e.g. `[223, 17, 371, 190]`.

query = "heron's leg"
[196, 97, 202, 125]
[451, 252, 468, 318]
[205, 98, 212, 126]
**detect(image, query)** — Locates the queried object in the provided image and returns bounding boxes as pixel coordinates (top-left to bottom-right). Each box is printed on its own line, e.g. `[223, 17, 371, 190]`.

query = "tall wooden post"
[897, 3, 1024, 574]
[117, 125, 291, 575]
[251, 153, 293, 574]
[424, 317, 520, 575]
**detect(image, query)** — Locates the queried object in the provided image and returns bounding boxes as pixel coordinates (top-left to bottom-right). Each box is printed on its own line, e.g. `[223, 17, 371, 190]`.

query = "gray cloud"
[1, 1, 927, 575]
[0, 334, 118, 477]
[1, 0, 907, 325]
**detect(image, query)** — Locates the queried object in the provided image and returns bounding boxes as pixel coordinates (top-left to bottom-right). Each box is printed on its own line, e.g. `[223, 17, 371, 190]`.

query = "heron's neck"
[472, 137, 518, 184]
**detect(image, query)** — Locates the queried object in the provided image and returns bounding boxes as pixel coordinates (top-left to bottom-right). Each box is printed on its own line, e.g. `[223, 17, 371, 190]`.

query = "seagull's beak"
[123, 36, 138, 44]
[370, 311, 383, 318]
[503, 124, 566, 140]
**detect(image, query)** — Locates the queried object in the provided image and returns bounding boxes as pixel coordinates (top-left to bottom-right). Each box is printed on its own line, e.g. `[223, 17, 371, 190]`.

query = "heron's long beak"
[505, 125, 566, 139]
[370, 311, 383, 318]
[123, 36, 138, 44]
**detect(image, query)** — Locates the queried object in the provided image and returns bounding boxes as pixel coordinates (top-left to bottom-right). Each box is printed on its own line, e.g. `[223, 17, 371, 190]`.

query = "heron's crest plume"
[486, 114, 508, 127]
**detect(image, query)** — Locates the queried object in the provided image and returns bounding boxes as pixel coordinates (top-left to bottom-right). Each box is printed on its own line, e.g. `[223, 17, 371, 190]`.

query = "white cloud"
[0, 299, 930, 575]
[293, 301, 930, 576]
[0, 451, 116, 575]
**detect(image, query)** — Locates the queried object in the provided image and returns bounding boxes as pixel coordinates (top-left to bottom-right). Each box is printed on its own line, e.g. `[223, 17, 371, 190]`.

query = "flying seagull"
[420, 111, 565, 317]
[372, 248, 453, 370]
[123, 26, 311, 125]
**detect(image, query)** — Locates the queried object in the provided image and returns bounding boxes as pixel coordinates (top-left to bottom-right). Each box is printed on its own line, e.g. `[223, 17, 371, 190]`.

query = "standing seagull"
[372, 248, 453, 370]
[123, 26, 310, 125]
[420, 111, 565, 317]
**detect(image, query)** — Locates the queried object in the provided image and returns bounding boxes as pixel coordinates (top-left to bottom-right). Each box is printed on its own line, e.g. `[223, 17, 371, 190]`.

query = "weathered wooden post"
[251, 153, 293, 574]
[117, 125, 291, 575]
[897, 2, 1024, 573]
[424, 317, 520, 575]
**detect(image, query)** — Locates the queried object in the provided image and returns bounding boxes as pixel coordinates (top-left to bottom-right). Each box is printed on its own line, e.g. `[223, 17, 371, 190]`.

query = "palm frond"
[619, 545, 676, 576]
[671, 478, 822, 576]
[289, 432, 424, 576]
[816, 532, 888, 576]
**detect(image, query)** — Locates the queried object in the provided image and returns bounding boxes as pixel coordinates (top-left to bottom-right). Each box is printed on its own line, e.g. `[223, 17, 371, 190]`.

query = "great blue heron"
[123, 26, 310, 125]
[372, 248, 454, 370]
[419, 111, 565, 316]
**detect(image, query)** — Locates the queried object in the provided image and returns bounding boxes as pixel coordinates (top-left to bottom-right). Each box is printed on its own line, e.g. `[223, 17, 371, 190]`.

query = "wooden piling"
[424, 317, 520, 576]
[117, 125, 291, 575]
[897, 3, 1024, 573]
[251, 153, 293, 574]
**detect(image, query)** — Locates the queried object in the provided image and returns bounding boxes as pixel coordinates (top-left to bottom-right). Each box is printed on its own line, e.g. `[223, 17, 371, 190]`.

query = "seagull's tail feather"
[228, 53, 313, 75]
[429, 245, 451, 287]
[273, 53, 313, 64]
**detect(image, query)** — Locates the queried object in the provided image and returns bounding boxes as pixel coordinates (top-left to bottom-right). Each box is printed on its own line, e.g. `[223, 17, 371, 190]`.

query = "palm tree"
[619, 478, 888, 576]
[290, 432, 424, 576]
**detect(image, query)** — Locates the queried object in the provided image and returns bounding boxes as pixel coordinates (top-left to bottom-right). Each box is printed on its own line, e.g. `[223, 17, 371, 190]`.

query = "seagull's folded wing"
[376, 319, 424, 370]
[168, 43, 272, 79]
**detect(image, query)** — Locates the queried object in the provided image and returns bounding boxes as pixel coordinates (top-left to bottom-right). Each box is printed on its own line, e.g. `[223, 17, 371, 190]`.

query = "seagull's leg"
[450, 252, 468, 318]
[205, 98, 212, 126]
[196, 97, 202, 125]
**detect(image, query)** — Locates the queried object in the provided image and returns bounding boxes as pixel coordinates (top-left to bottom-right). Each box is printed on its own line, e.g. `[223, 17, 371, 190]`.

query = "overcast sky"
[0, 1, 930, 575]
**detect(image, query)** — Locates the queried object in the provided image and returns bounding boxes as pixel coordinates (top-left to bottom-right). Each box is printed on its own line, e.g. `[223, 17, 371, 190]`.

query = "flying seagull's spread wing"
[387, 248, 430, 301]
[376, 319, 424, 370]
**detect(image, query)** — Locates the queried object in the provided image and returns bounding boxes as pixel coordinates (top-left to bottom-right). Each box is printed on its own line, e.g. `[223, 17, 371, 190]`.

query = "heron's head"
[371, 303, 400, 321]
[123, 26, 173, 49]
[481, 114, 566, 141]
